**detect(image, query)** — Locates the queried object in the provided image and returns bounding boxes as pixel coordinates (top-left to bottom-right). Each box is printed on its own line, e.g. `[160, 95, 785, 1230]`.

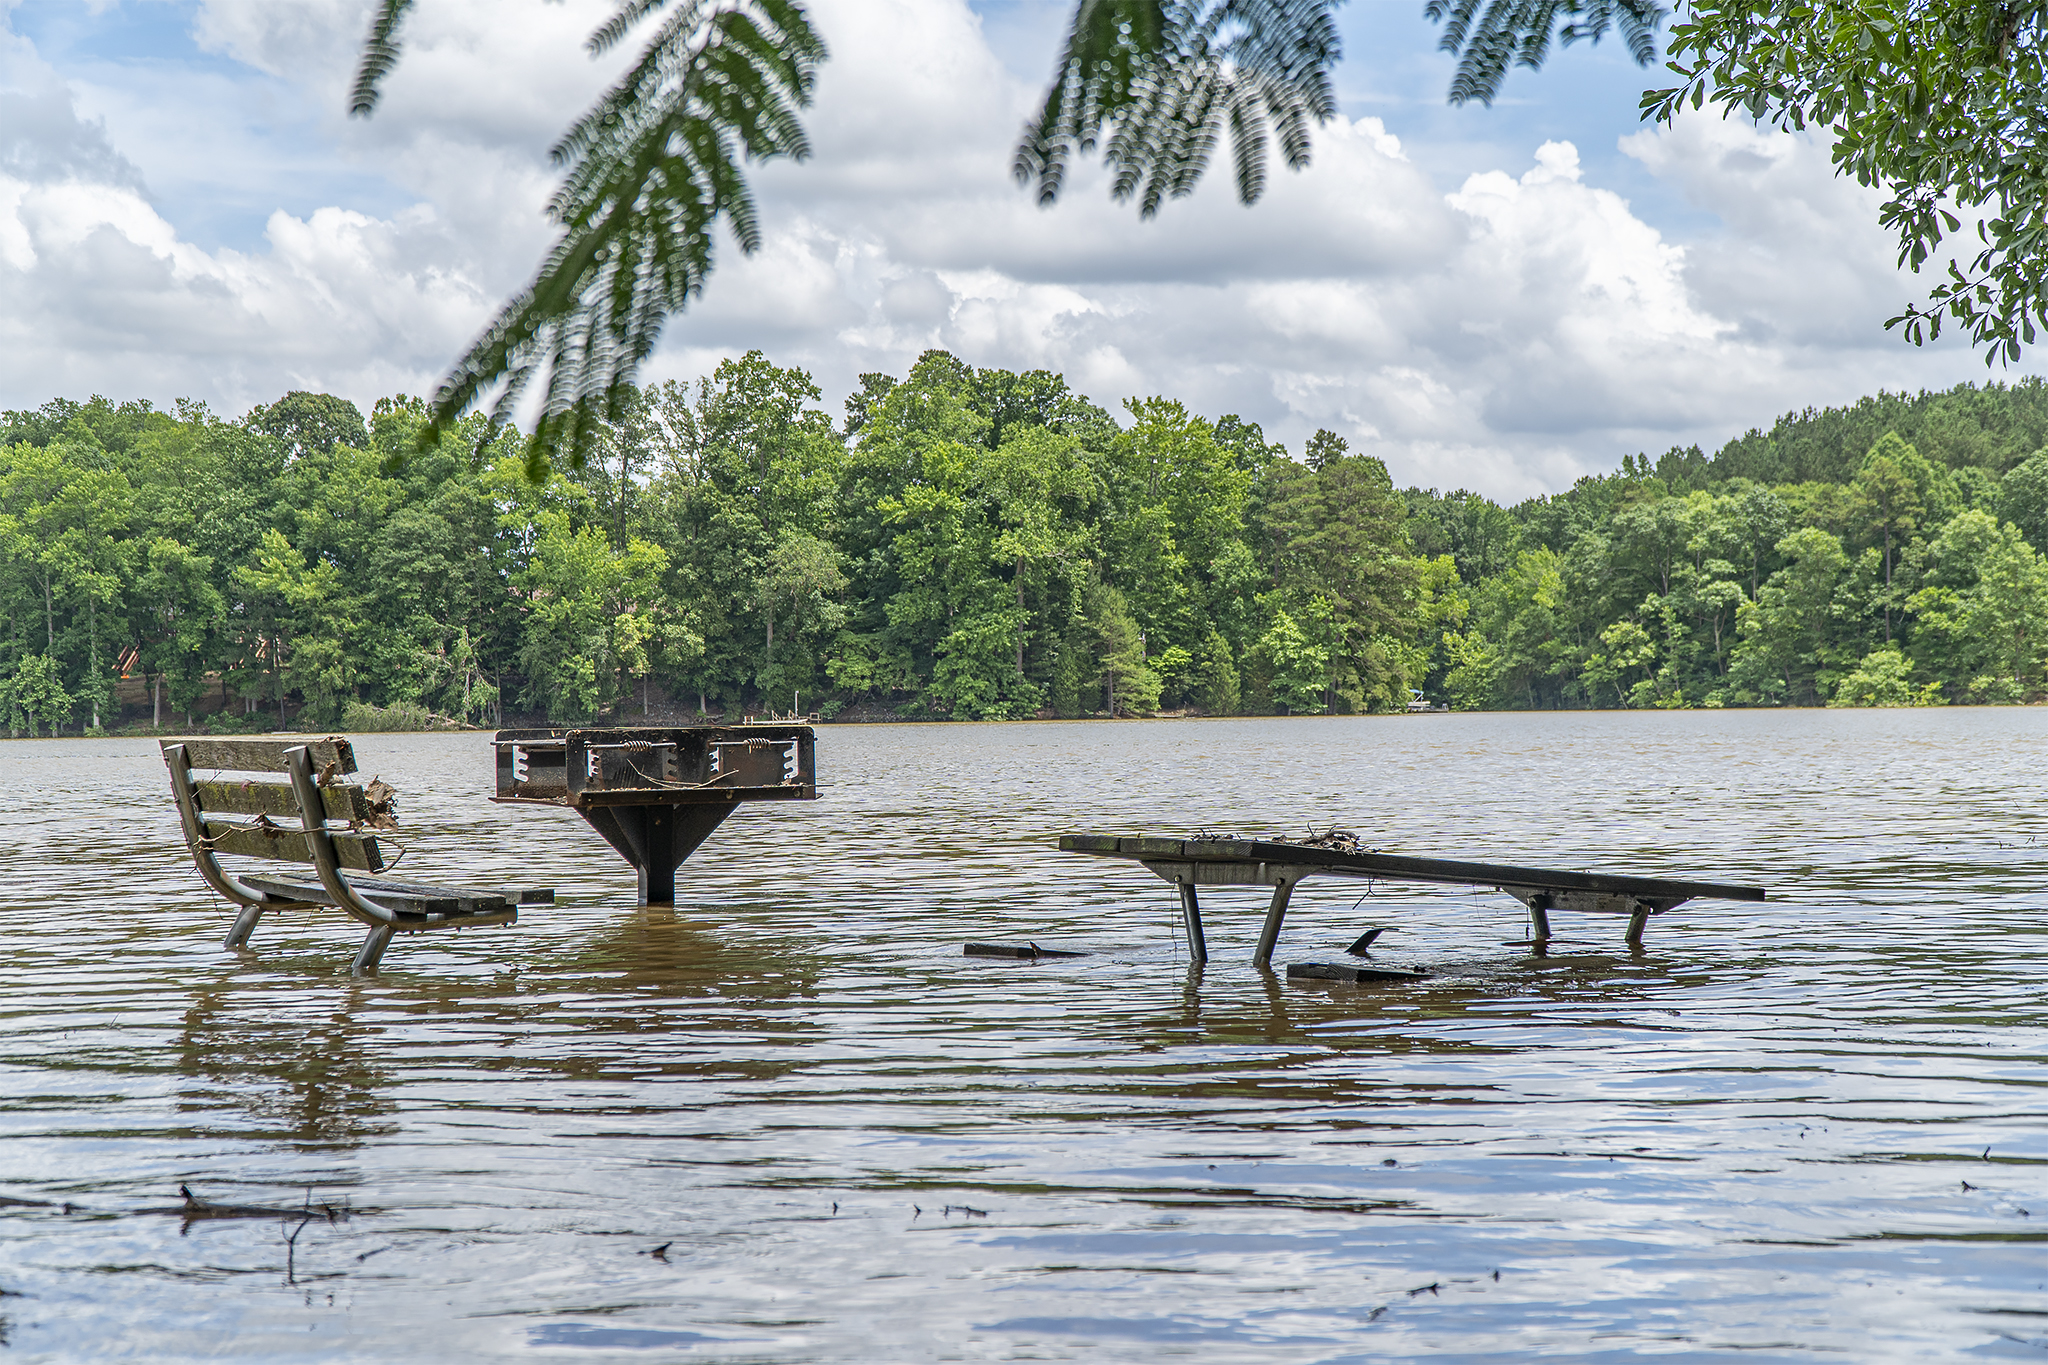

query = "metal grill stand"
[495, 726, 818, 905]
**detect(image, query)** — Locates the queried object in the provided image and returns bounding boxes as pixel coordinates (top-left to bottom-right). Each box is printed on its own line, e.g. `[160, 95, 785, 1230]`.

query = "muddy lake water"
[3, 711, 2048, 1362]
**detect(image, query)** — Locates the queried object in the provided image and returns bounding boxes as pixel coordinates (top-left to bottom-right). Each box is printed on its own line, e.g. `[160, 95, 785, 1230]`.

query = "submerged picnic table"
[493, 725, 817, 904]
[1059, 834, 1767, 965]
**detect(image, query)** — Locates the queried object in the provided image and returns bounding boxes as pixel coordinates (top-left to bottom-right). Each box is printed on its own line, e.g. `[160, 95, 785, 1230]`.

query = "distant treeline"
[5, 350, 2048, 734]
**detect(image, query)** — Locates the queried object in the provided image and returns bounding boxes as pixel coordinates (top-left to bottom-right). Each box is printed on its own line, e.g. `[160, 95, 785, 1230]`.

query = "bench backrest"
[162, 736, 388, 873]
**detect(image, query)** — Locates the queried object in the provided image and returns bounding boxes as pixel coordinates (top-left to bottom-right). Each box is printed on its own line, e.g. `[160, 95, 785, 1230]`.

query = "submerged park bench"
[163, 736, 553, 975]
[1058, 833, 1768, 970]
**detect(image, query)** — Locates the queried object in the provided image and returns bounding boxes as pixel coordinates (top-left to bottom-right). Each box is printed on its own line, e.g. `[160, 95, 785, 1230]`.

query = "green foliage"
[1643, 0, 2048, 363]
[1089, 586, 1162, 716]
[1188, 628, 1240, 714]
[18, 367, 2048, 730]
[341, 698, 453, 732]
[249, 392, 368, 460]
[4, 654, 70, 736]
[1829, 647, 1926, 707]
[1251, 607, 1327, 714]
[1998, 448, 2048, 551]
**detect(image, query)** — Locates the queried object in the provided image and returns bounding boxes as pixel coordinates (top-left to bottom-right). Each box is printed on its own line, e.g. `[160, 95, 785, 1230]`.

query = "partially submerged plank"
[199, 817, 383, 872]
[164, 736, 357, 775]
[192, 779, 371, 824]
[964, 942, 1087, 959]
[1288, 962, 1430, 984]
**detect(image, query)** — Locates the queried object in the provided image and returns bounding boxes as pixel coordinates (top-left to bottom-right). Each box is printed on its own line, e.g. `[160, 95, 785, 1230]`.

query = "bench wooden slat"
[164, 736, 357, 775]
[193, 779, 372, 823]
[241, 873, 512, 917]
[199, 816, 384, 872]
[344, 877, 554, 905]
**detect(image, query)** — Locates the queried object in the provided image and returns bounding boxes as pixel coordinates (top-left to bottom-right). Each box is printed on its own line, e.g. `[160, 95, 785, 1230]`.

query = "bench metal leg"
[352, 925, 396, 976]
[1177, 881, 1208, 965]
[1528, 896, 1553, 956]
[1625, 901, 1651, 949]
[223, 904, 265, 950]
[1253, 877, 1295, 969]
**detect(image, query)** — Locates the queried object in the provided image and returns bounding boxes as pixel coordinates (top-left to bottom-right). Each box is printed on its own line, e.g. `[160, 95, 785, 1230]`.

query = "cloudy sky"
[1, 0, 2037, 499]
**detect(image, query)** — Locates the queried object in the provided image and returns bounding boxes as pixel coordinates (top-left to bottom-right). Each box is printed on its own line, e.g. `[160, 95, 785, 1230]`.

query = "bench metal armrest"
[285, 745, 401, 928]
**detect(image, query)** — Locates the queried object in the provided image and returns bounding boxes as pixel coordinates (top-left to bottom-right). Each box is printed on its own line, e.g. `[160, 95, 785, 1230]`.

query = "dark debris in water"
[175, 1184, 350, 1223]
[964, 942, 1086, 960]
[3, 1185, 360, 1226]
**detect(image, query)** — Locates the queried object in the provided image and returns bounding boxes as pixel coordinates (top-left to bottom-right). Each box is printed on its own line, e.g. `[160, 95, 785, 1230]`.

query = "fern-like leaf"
[1017, 0, 1339, 215]
[350, 0, 416, 116]
[1423, 0, 1664, 106]
[355, 0, 825, 472]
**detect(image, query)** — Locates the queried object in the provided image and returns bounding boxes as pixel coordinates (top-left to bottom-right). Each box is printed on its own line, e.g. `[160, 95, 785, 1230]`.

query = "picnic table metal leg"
[1177, 880, 1208, 965]
[352, 924, 395, 976]
[1253, 877, 1295, 969]
[224, 905, 264, 950]
[1528, 894, 1553, 956]
[1625, 900, 1652, 948]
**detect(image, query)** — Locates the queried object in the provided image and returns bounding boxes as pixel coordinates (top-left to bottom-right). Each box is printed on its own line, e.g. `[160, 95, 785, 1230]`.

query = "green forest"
[7, 348, 2048, 735]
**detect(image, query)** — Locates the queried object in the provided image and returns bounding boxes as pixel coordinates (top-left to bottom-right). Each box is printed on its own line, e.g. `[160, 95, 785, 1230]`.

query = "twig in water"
[283, 1191, 319, 1286]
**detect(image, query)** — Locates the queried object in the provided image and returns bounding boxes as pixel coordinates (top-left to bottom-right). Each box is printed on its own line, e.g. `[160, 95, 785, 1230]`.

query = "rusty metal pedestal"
[494, 726, 817, 905]
[576, 803, 735, 904]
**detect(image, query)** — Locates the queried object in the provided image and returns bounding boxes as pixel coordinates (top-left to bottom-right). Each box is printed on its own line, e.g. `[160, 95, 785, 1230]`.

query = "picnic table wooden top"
[1058, 834, 1767, 904]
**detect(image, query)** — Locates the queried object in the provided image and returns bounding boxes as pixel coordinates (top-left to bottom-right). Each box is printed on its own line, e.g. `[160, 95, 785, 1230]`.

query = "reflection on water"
[177, 985, 397, 1150]
[3, 711, 2048, 1360]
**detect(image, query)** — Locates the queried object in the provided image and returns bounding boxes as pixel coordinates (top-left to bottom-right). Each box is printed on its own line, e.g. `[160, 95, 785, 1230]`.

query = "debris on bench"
[492, 726, 818, 905]
[1288, 963, 1430, 985]
[964, 942, 1088, 959]
[1057, 834, 1767, 968]
[163, 736, 553, 976]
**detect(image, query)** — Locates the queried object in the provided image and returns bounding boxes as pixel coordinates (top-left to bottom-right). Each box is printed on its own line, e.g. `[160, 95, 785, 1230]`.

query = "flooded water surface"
[4, 711, 2048, 1362]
